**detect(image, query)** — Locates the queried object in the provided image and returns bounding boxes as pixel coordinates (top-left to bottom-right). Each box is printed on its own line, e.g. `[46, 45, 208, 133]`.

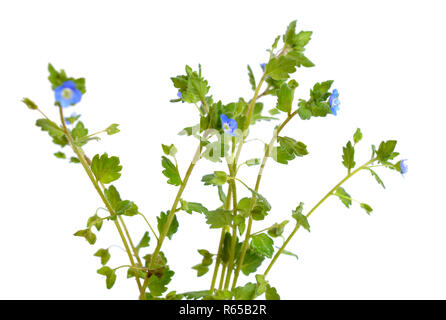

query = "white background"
[0, 0, 445, 299]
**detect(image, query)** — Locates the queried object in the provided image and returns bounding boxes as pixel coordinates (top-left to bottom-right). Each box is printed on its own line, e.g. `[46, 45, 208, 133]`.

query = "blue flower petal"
[329, 89, 340, 115]
[220, 113, 237, 136]
[54, 80, 82, 108]
[400, 159, 408, 175]
[177, 91, 182, 99]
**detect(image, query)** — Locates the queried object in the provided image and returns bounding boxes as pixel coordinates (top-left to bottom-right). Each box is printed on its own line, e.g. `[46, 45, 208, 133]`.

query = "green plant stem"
[222, 167, 238, 290]
[263, 158, 376, 277]
[58, 106, 143, 295]
[141, 142, 202, 298]
[209, 185, 233, 292]
[232, 109, 299, 289]
[218, 263, 228, 290]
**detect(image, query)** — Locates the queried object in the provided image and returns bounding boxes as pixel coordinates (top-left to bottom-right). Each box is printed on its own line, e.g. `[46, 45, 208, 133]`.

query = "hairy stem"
[58, 106, 143, 295]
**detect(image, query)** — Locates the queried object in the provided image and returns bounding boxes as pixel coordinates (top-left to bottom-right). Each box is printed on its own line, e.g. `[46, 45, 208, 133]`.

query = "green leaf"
[239, 249, 264, 276]
[70, 157, 80, 164]
[342, 141, 356, 171]
[233, 282, 256, 300]
[267, 220, 289, 238]
[265, 55, 297, 81]
[205, 209, 233, 229]
[368, 168, 386, 189]
[54, 151, 66, 159]
[147, 268, 175, 297]
[255, 274, 268, 297]
[106, 124, 120, 135]
[161, 144, 177, 156]
[221, 232, 242, 263]
[273, 136, 309, 165]
[94, 249, 111, 265]
[157, 211, 179, 240]
[265, 285, 280, 300]
[251, 234, 274, 258]
[136, 231, 150, 253]
[161, 156, 181, 186]
[87, 213, 103, 231]
[115, 200, 139, 217]
[376, 140, 397, 163]
[192, 249, 214, 277]
[104, 185, 121, 210]
[218, 186, 227, 204]
[276, 82, 294, 113]
[247, 65, 256, 91]
[360, 203, 373, 215]
[35, 118, 68, 147]
[334, 187, 352, 208]
[173, 65, 210, 105]
[74, 229, 96, 245]
[71, 121, 89, 146]
[353, 128, 363, 144]
[91, 153, 122, 184]
[97, 266, 116, 289]
[292, 202, 310, 232]
[245, 158, 261, 167]
[22, 97, 38, 110]
[180, 200, 208, 215]
[201, 171, 228, 186]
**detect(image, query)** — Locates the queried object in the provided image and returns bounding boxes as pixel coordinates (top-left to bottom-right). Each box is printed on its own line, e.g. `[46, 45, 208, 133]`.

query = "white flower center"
[62, 88, 73, 100]
[223, 123, 230, 131]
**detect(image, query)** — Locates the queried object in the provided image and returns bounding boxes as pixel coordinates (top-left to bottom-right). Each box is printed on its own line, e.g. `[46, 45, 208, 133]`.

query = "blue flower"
[177, 91, 182, 99]
[260, 63, 266, 71]
[220, 114, 237, 136]
[400, 159, 408, 175]
[55, 80, 82, 108]
[329, 89, 340, 115]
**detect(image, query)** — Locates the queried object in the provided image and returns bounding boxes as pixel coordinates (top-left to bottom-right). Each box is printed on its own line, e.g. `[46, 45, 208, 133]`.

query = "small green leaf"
[54, 151, 66, 159]
[247, 65, 256, 91]
[267, 220, 289, 238]
[70, 157, 80, 163]
[265, 285, 280, 300]
[157, 211, 179, 240]
[97, 266, 116, 289]
[161, 156, 181, 186]
[192, 249, 214, 277]
[35, 118, 68, 147]
[136, 231, 150, 253]
[71, 121, 89, 146]
[147, 268, 175, 297]
[292, 202, 310, 232]
[251, 234, 274, 258]
[91, 153, 122, 184]
[265, 55, 297, 81]
[22, 97, 38, 110]
[276, 247, 299, 260]
[353, 128, 363, 144]
[205, 209, 233, 229]
[245, 158, 261, 167]
[180, 200, 208, 215]
[368, 168, 386, 189]
[360, 203, 373, 215]
[334, 187, 352, 208]
[106, 124, 120, 135]
[238, 249, 264, 276]
[94, 249, 111, 265]
[74, 229, 96, 245]
[276, 82, 294, 113]
[233, 282, 256, 300]
[376, 140, 397, 163]
[161, 144, 177, 156]
[201, 171, 228, 186]
[342, 141, 356, 171]
[255, 274, 268, 297]
[87, 213, 103, 231]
